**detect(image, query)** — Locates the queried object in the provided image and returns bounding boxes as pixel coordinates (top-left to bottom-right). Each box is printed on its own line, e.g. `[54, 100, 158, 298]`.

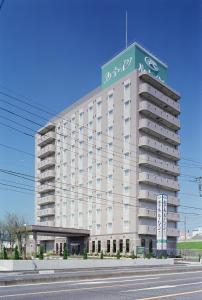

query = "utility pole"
[184, 215, 187, 241]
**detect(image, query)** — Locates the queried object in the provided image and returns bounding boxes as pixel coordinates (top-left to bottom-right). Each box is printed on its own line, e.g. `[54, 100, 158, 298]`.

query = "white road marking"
[1, 268, 202, 289]
[1, 278, 202, 298]
[122, 280, 202, 293]
[0, 274, 162, 288]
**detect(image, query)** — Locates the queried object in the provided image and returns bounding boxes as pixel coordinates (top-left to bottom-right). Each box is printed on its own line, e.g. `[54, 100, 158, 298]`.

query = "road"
[1, 265, 202, 299]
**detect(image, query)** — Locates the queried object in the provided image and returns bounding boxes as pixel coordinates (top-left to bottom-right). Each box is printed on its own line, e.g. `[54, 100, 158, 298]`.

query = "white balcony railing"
[38, 208, 55, 217]
[138, 190, 179, 206]
[139, 101, 180, 130]
[139, 118, 180, 145]
[39, 169, 55, 182]
[139, 172, 179, 191]
[38, 144, 55, 158]
[38, 195, 55, 205]
[138, 225, 179, 237]
[139, 136, 180, 161]
[139, 83, 180, 115]
[39, 220, 55, 227]
[139, 154, 180, 176]
[38, 182, 55, 193]
[38, 131, 56, 147]
[138, 208, 180, 222]
[38, 156, 55, 170]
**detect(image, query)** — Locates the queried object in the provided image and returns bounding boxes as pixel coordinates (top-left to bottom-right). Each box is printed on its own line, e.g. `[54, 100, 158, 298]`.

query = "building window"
[108, 158, 113, 166]
[119, 239, 123, 253]
[124, 152, 130, 159]
[113, 240, 116, 253]
[141, 238, 146, 247]
[108, 142, 113, 150]
[98, 241, 101, 253]
[107, 240, 110, 253]
[124, 169, 130, 176]
[108, 126, 113, 136]
[126, 239, 130, 253]
[108, 109, 113, 116]
[92, 241, 95, 253]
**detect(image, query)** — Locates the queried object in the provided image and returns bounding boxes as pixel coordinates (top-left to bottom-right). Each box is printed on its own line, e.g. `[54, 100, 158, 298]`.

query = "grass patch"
[177, 241, 202, 250]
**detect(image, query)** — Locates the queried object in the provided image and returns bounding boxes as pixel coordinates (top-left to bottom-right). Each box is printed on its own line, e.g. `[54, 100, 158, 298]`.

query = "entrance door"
[70, 243, 80, 255]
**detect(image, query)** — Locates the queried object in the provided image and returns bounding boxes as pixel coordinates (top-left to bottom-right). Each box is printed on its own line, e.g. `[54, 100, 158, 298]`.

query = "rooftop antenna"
[125, 10, 128, 48]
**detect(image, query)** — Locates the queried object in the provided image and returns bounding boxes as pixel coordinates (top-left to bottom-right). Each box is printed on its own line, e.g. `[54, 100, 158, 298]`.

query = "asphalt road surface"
[1, 266, 202, 299]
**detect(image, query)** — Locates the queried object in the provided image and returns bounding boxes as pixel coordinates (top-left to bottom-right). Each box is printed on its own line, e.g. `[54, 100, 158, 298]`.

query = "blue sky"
[0, 0, 201, 231]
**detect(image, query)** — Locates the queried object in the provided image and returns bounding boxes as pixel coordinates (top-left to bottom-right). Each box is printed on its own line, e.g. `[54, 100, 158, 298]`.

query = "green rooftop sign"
[101, 43, 167, 89]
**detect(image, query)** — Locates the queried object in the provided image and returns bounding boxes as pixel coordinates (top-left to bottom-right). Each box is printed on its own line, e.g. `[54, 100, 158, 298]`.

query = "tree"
[100, 250, 104, 259]
[0, 220, 6, 250]
[63, 245, 69, 259]
[83, 248, 88, 259]
[39, 245, 44, 260]
[3, 247, 8, 259]
[4, 213, 27, 251]
[14, 246, 20, 260]
[116, 250, 121, 259]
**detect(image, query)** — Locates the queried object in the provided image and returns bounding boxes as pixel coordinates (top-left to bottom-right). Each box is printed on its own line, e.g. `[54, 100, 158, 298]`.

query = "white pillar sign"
[156, 194, 168, 251]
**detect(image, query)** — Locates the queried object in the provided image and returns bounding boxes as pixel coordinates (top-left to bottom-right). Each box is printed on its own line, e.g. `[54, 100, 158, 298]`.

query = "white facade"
[35, 55, 180, 255]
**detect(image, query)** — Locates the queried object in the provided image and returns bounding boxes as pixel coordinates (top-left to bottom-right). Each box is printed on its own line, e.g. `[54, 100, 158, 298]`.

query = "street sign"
[156, 194, 167, 251]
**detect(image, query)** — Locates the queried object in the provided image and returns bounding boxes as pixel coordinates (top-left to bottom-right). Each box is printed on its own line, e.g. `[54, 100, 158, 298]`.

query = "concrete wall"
[0, 258, 174, 271]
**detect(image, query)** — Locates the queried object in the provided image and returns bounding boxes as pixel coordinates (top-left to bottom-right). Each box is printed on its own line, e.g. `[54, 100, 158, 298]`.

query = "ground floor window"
[113, 240, 116, 253]
[141, 239, 145, 247]
[107, 240, 110, 253]
[98, 240, 101, 253]
[92, 241, 95, 253]
[56, 243, 58, 254]
[119, 239, 123, 252]
[126, 239, 130, 253]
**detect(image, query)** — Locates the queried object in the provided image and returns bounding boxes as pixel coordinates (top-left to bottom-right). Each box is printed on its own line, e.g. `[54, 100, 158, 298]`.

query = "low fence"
[177, 249, 202, 261]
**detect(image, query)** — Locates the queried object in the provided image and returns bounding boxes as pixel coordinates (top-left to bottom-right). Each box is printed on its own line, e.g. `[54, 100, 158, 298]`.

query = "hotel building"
[35, 43, 180, 255]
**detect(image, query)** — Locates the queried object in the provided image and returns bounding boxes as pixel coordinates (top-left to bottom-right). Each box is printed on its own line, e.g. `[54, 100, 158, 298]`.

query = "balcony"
[38, 156, 55, 170]
[39, 169, 55, 182]
[138, 225, 179, 237]
[139, 83, 180, 115]
[139, 154, 180, 176]
[39, 220, 55, 227]
[139, 72, 180, 101]
[38, 208, 55, 217]
[38, 124, 55, 135]
[38, 131, 56, 147]
[139, 101, 180, 130]
[38, 144, 55, 159]
[139, 118, 180, 145]
[138, 172, 180, 191]
[138, 190, 179, 206]
[138, 208, 180, 222]
[38, 182, 55, 194]
[38, 195, 55, 205]
[139, 136, 180, 161]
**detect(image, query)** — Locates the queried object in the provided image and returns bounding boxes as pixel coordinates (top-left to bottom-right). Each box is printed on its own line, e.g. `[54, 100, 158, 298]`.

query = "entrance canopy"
[20, 225, 90, 238]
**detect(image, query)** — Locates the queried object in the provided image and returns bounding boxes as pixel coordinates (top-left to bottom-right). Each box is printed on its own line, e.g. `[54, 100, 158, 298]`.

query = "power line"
[0, 167, 201, 212]
[0, 88, 201, 169]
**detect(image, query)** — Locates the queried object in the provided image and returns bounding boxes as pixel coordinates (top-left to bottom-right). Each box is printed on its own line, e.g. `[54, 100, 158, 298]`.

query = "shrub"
[116, 250, 121, 259]
[100, 251, 104, 259]
[3, 247, 8, 260]
[83, 248, 88, 259]
[39, 246, 44, 260]
[63, 246, 69, 259]
[130, 251, 137, 259]
[14, 246, 20, 260]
